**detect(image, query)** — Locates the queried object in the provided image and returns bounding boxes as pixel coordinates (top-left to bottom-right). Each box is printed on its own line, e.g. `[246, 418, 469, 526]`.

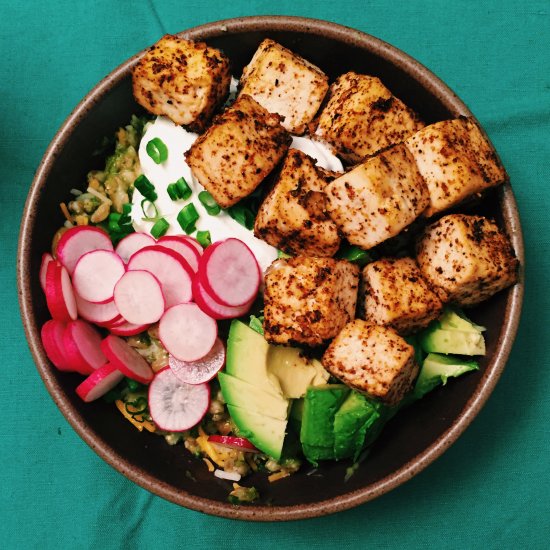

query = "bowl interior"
[18, 17, 523, 520]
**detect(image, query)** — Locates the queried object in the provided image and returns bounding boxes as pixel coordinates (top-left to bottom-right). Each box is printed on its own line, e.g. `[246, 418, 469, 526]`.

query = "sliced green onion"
[176, 177, 192, 200]
[198, 191, 221, 216]
[338, 245, 372, 266]
[151, 218, 169, 239]
[108, 212, 122, 233]
[227, 203, 255, 230]
[134, 174, 157, 202]
[141, 199, 160, 221]
[146, 137, 168, 164]
[177, 203, 200, 234]
[277, 250, 292, 259]
[196, 230, 211, 248]
[166, 183, 179, 201]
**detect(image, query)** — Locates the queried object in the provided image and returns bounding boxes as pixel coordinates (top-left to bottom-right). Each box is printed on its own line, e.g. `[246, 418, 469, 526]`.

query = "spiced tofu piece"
[325, 143, 429, 250]
[323, 320, 418, 405]
[416, 214, 518, 306]
[263, 257, 359, 347]
[185, 95, 291, 208]
[405, 117, 508, 217]
[254, 149, 341, 256]
[239, 39, 329, 135]
[132, 35, 231, 132]
[361, 258, 443, 334]
[314, 72, 424, 164]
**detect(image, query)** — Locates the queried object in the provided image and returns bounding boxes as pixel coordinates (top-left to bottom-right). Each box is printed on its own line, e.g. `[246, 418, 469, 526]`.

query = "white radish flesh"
[169, 338, 225, 385]
[159, 303, 217, 362]
[62, 320, 107, 375]
[73, 250, 125, 304]
[174, 235, 203, 256]
[101, 334, 154, 384]
[109, 321, 150, 336]
[76, 363, 124, 402]
[114, 270, 165, 325]
[56, 226, 113, 274]
[40, 253, 54, 292]
[45, 262, 78, 322]
[127, 246, 193, 307]
[148, 367, 210, 431]
[199, 238, 260, 307]
[115, 232, 156, 263]
[75, 293, 120, 325]
[157, 236, 200, 272]
[192, 278, 253, 320]
[41, 320, 72, 371]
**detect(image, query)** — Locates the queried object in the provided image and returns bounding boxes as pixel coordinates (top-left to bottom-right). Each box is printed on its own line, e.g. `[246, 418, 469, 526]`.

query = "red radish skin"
[56, 226, 113, 275]
[40, 253, 54, 292]
[208, 435, 259, 453]
[157, 236, 200, 272]
[199, 238, 260, 307]
[101, 335, 154, 384]
[159, 303, 217, 362]
[115, 233, 156, 263]
[192, 277, 253, 320]
[114, 270, 165, 325]
[75, 293, 120, 325]
[169, 338, 225, 385]
[76, 363, 124, 402]
[41, 320, 72, 371]
[45, 262, 78, 322]
[73, 250, 125, 304]
[109, 322, 150, 336]
[172, 235, 203, 256]
[127, 246, 194, 307]
[62, 320, 108, 375]
[148, 367, 210, 431]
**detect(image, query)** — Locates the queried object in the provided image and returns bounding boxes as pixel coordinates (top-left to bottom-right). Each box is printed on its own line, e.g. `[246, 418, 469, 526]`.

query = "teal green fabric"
[2, 1, 549, 547]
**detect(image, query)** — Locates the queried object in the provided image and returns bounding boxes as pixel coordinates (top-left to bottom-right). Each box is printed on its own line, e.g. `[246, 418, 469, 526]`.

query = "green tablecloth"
[2, 1, 548, 547]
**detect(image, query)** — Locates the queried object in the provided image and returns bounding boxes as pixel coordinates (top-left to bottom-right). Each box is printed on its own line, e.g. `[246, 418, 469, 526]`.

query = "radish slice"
[199, 238, 260, 307]
[115, 232, 156, 263]
[73, 250, 125, 304]
[56, 226, 113, 274]
[169, 338, 225, 384]
[62, 320, 107, 375]
[157, 236, 200, 272]
[109, 321, 150, 336]
[148, 367, 210, 431]
[159, 303, 217, 362]
[41, 320, 72, 371]
[75, 293, 121, 325]
[45, 262, 78, 322]
[127, 246, 194, 307]
[76, 363, 124, 402]
[101, 334, 154, 384]
[192, 277, 254, 320]
[40, 253, 54, 292]
[208, 435, 259, 453]
[172, 235, 203, 256]
[114, 270, 165, 325]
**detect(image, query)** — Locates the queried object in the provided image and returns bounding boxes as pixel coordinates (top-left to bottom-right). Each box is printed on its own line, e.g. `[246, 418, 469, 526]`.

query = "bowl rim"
[17, 15, 525, 521]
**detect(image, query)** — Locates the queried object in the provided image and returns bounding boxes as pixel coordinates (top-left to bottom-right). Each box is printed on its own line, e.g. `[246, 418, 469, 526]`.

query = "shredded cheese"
[59, 202, 74, 223]
[214, 469, 241, 482]
[115, 400, 156, 433]
[202, 458, 215, 472]
[268, 471, 290, 483]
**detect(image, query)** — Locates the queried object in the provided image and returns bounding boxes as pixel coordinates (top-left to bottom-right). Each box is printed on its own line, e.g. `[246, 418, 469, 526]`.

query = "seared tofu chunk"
[314, 72, 424, 164]
[325, 144, 429, 250]
[405, 117, 508, 216]
[362, 257, 443, 334]
[132, 35, 230, 132]
[186, 95, 291, 208]
[239, 39, 329, 134]
[263, 256, 359, 346]
[416, 214, 518, 306]
[254, 149, 341, 256]
[323, 320, 418, 405]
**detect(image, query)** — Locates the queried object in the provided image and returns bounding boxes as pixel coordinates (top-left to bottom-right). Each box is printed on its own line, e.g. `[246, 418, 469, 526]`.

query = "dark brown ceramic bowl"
[18, 16, 524, 520]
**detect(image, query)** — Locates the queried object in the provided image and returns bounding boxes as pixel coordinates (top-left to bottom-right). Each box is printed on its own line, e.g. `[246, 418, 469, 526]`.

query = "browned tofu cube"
[416, 214, 519, 306]
[405, 117, 508, 216]
[323, 320, 418, 405]
[239, 39, 329, 134]
[185, 95, 291, 208]
[361, 257, 443, 334]
[132, 35, 231, 132]
[263, 256, 359, 346]
[314, 72, 424, 163]
[325, 144, 429, 249]
[254, 149, 341, 256]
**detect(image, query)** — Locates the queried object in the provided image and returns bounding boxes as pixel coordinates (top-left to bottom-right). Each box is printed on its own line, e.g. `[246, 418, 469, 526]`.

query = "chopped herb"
[176, 177, 192, 200]
[226, 202, 255, 230]
[141, 199, 160, 221]
[134, 174, 158, 202]
[277, 250, 292, 259]
[146, 137, 168, 164]
[196, 230, 211, 248]
[151, 217, 169, 238]
[198, 191, 221, 216]
[337, 244, 372, 266]
[177, 203, 199, 234]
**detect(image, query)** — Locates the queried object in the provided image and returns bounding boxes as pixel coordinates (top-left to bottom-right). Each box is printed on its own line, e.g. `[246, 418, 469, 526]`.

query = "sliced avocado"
[333, 392, 381, 460]
[419, 327, 485, 355]
[227, 404, 287, 460]
[300, 384, 350, 463]
[439, 308, 486, 333]
[289, 398, 304, 434]
[225, 320, 282, 395]
[218, 372, 289, 420]
[414, 353, 479, 399]
[267, 346, 330, 398]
